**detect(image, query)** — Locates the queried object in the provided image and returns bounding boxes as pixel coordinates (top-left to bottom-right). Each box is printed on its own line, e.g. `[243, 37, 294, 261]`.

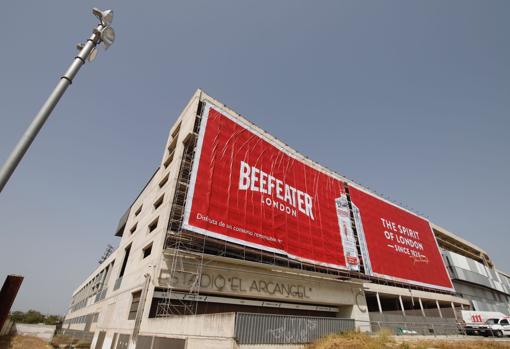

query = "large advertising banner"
[182, 104, 359, 270]
[349, 186, 454, 291]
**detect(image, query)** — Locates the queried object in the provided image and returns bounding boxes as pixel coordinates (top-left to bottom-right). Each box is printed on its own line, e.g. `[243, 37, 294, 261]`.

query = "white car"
[484, 317, 510, 337]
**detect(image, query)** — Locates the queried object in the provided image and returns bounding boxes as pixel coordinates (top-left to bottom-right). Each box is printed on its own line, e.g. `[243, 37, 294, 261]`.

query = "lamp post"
[0, 8, 115, 193]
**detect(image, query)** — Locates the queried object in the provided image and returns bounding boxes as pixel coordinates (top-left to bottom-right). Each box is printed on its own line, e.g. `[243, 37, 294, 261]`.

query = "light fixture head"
[92, 8, 114, 26]
[100, 26, 115, 49]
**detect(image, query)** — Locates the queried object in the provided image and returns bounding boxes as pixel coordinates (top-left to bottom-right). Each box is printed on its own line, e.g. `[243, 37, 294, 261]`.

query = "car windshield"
[485, 318, 499, 325]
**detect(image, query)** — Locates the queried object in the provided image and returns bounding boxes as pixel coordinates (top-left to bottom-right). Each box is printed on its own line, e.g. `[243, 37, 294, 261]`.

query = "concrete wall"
[14, 323, 56, 342]
[159, 256, 360, 306]
[142, 312, 236, 338]
[140, 313, 237, 349]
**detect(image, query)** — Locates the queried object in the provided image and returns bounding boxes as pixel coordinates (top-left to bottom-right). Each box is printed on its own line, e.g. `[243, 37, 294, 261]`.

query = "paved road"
[394, 335, 510, 342]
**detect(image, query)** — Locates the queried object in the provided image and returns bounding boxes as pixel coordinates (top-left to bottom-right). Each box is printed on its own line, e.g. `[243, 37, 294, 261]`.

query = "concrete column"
[399, 295, 406, 317]
[337, 288, 371, 332]
[418, 298, 426, 317]
[376, 292, 383, 313]
[460, 303, 465, 310]
[451, 302, 458, 320]
[436, 300, 443, 318]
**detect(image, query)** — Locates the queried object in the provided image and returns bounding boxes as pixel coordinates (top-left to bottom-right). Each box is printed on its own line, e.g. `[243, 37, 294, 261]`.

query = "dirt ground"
[306, 331, 510, 349]
[3, 332, 510, 349]
[0, 336, 51, 349]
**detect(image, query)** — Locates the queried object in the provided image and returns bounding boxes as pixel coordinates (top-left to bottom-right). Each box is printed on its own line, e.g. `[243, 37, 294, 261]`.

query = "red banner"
[183, 105, 359, 270]
[349, 186, 454, 291]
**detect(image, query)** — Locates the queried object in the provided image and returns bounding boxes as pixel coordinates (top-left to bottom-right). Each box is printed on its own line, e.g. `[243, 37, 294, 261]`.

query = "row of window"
[69, 298, 87, 313]
[129, 197, 163, 236]
[162, 121, 180, 170]
[126, 120, 177, 236]
[64, 312, 99, 325]
[70, 261, 114, 312]
[69, 122, 179, 321]
[112, 124, 179, 293]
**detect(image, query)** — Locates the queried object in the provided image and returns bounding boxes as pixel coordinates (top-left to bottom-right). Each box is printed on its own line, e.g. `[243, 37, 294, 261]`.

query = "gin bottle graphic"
[335, 194, 359, 271]
[351, 203, 373, 276]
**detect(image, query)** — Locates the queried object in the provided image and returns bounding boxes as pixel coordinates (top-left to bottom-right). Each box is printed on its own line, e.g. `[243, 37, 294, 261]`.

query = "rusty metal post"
[0, 275, 24, 331]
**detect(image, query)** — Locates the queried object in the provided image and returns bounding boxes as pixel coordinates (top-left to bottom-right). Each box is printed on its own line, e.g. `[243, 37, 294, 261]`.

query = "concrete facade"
[62, 90, 509, 349]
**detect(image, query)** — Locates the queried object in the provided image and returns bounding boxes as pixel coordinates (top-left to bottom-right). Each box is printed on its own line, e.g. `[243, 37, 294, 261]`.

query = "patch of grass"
[306, 331, 510, 349]
[306, 330, 396, 349]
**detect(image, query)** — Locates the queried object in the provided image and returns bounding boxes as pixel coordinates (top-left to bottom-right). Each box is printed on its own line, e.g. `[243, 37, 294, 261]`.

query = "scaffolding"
[154, 106, 455, 318]
[156, 114, 206, 317]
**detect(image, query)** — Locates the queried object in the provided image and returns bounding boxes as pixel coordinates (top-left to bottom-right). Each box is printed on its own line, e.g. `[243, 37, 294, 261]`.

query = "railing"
[368, 312, 463, 336]
[367, 320, 464, 336]
[234, 312, 355, 344]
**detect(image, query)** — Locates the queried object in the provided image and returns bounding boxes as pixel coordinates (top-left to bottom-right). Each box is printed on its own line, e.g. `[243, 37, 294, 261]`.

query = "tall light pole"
[0, 8, 115, 193]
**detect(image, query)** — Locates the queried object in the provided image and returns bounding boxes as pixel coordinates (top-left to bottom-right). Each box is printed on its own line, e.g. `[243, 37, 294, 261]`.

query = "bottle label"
[335, 194, 359, 271]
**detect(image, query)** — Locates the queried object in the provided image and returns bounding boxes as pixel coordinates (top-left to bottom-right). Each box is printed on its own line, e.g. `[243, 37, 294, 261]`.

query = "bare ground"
[0, 336, 51, 349]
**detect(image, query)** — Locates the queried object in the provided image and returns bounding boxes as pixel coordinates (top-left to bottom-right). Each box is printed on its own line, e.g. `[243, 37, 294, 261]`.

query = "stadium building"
[62, 90, 510, 349]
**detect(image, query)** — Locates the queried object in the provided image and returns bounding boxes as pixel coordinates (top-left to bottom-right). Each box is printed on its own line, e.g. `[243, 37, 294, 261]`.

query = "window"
[94, 331, 106, 349]
[134, 205, 142, 217]
[167, 136, 178, 153]
[119, 244, 132, 278]
[143, 243, 153, 259]
[116, 334, 130, 349]
[501, 319, 509, 325]
[128, 291, 142, 320]
[110, 333, 118, 349]
[116, 222, 126, 237]
[148, 217, 159, 233]
[130, 223, 137, 234]
[171, 121, 181, 138]
[163, 153, 174, 168]
[159, 173, 169, 188]
[153, 194, 164, 210]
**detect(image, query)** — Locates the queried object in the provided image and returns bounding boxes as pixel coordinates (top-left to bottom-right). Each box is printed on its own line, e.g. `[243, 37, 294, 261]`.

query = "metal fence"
[367, 312, 464, 336]
[234, 312, 355, 344]
[368, 320, 464, 336]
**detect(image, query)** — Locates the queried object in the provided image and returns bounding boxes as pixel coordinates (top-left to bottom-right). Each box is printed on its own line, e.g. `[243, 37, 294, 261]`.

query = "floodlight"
[92, 8, 114, 26]
[0, 8, 116, 193]
[100, 26, 115, 49]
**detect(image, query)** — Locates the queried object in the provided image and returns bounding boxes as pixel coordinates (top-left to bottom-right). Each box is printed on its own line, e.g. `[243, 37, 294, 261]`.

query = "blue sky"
[0, 1, 509, 315]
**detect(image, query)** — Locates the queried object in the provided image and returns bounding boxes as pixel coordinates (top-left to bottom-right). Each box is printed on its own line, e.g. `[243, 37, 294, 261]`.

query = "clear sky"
[0, 1, 509, 315]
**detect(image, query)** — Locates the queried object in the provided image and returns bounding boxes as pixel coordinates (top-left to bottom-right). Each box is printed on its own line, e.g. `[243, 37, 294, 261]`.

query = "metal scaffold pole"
[0, 8, 115, 193]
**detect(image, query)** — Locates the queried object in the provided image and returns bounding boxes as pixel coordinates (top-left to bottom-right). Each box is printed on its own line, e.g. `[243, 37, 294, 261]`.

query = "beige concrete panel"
[187, 337, 237, 349]
[336, 288, 370, 332]
[141, 312, 236, 338]
[160, 258, 356, 305]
